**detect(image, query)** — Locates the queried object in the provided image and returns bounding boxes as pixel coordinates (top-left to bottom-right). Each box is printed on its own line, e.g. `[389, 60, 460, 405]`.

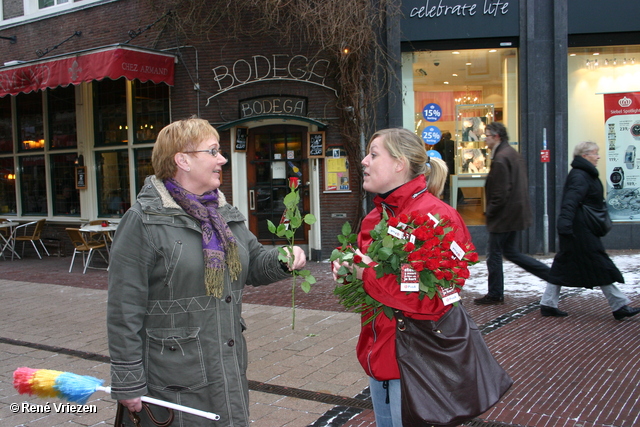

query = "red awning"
[0, 44, 176, 97]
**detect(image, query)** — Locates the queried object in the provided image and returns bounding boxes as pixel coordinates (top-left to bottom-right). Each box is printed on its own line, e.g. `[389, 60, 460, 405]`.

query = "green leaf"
[300, 281, 311, 293]
[390, 254, 400, 271]
[290, 216, 303, 229]
[342, 222, 352, 236]
[330, 249, 342, 262]
[382, 234, 394, 248]
[304, 214, 317, 225]
[283, 191, 298, 207]
[267, 220, 276, 234]
[377, 246, 393, 261]
[305, 275, 317, 285]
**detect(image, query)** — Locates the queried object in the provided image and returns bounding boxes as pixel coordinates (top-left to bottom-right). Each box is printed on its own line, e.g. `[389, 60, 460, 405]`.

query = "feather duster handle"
[13, 367, 220, 421]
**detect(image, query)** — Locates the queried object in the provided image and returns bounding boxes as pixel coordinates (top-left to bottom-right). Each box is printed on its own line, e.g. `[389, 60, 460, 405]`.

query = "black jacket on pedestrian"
[485, 139, 532, 233]
[548, 155, 624, 288]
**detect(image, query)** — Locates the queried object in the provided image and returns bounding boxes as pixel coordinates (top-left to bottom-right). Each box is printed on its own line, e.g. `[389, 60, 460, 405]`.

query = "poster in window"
[235, 127, 248, 151]
[308, 131, 325, 158]
[603, 92, 640, 221]
[324, 147, 350, 192]
[75, 166, 87, 190]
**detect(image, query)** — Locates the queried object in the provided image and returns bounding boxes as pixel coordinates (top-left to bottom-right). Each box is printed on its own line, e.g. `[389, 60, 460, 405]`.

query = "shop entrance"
[246, 125, 310, 245]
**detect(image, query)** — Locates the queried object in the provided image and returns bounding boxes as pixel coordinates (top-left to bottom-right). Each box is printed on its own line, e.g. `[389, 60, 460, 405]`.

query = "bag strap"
[117, 402, 174, 427]
[393, 309, 407, 331]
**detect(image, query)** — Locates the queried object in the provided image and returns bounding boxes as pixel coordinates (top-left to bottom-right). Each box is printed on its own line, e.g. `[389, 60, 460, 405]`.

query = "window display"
[455, 104, 494, 175]
[403, 47, 518, 223]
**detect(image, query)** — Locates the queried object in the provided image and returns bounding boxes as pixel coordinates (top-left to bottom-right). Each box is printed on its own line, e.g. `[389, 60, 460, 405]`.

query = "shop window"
[38, 0, 68, 8]
[5, 1, 103, 23]
[0, 157, 16, 215]
[19, 155, 46, 215]
[94, 79, 128, 146]
[568, 44, 640, 221]
[50, 153, 79, 216]
[48, 85, 77, 149]
[134, 81, 170, 144]
[95, 150, 129, 217]
[16, 91, 44, 151]
[403, 47, 518, 225]
[0, 96, 12, 153]
[134, 148, 153, 193]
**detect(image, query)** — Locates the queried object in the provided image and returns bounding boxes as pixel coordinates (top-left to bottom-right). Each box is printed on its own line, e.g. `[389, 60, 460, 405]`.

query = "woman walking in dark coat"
[542, 141, 640, 320]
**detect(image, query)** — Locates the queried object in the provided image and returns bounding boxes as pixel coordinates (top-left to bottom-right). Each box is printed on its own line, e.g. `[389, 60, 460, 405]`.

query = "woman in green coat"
[107, 118, 306, 426]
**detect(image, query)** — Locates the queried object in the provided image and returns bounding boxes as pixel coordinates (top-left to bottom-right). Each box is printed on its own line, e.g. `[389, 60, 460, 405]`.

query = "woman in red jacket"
[333, 128, 473, 426]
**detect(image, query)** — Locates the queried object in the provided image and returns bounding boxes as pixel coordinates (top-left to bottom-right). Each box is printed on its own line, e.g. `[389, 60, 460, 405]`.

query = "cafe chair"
[13, 219, 50, 260]
[66, 228, 108, 274]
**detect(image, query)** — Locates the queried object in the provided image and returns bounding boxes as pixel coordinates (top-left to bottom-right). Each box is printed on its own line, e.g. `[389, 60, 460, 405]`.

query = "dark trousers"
[487, 231, 551, 297]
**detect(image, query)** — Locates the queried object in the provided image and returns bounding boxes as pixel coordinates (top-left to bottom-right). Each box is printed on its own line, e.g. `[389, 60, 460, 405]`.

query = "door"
[246, 125, 310, 245]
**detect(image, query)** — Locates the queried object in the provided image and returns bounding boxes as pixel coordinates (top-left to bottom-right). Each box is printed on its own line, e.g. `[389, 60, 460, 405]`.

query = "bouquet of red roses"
[331, 210, 478, 322]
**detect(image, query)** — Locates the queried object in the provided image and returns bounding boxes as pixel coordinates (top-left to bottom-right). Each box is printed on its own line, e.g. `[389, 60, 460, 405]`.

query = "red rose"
[388, 216, 399, 227]
[413, 227, 427, 241]
[434, 270, 445, 280]
[443, 270, 453, 281]
[455, 267, 470, 279]
[466, 252, 479, 263]
[354, 254, 363, 264]
[426, 258, 439, 270]
[404, 242, 415, 252]
[411, 261, 425, 272]
[398, 213, 409, 224]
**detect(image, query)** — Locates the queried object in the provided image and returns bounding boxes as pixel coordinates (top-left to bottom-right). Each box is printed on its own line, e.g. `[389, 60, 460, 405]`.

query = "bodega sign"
[239, 96, 307, 119]
[207, 54, 337, 104]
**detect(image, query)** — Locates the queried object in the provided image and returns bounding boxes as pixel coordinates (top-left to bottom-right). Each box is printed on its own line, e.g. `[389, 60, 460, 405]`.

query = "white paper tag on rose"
[437, 285, 461, 305]
[388, 226, 405, 239]
[428, 213, 439, 225]
[400, 264, 420, 292]
[450, 241, 465, 260]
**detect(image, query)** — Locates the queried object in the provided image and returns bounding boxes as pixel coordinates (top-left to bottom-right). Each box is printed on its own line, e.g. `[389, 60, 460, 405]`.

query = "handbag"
[114, 402, 174, 427]
[394, 304, 513, 427]
[582, 203, 612, 237]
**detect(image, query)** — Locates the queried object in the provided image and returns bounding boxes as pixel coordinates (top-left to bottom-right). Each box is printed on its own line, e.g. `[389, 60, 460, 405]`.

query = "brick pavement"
[1, 252, 640, 426]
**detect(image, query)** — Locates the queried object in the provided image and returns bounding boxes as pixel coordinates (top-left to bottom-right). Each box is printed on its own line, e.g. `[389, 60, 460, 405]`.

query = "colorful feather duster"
[13, 367, 220, 420]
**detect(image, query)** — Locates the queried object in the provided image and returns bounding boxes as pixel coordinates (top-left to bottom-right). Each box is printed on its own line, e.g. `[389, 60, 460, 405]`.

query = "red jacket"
[356, 175, 473, 380]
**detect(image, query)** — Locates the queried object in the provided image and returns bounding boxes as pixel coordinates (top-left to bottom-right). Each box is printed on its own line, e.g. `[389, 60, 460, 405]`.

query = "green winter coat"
[107, 175, 291, 426]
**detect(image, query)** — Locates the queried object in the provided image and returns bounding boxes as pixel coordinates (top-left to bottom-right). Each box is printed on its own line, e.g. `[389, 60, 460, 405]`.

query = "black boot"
[612, 305, 640, 320]
[540, 305, 568, 317]
[473, 294, 504, 305]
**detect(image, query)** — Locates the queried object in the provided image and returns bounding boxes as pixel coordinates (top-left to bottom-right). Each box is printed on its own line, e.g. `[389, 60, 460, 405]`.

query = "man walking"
[474, 122, 555, 307]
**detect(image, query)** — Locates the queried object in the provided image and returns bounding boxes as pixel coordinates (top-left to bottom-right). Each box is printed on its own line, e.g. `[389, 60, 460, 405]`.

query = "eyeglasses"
[485, 133, 495, 138]
[183, 147, 219, 157]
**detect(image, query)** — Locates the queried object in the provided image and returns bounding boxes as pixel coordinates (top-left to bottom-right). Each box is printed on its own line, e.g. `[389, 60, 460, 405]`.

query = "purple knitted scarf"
[164, 178, 240, 298]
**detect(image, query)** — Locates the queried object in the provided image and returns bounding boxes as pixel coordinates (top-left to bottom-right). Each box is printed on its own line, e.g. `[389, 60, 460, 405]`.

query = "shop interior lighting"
[584, 57, 636, 69]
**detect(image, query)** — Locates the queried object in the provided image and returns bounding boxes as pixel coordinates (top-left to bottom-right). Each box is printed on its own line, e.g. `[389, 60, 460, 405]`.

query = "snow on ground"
[463, 253, 640, 297]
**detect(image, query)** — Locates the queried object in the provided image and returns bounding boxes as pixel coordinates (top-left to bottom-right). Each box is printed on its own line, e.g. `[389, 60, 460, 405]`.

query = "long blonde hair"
[367, 128, 449, 197]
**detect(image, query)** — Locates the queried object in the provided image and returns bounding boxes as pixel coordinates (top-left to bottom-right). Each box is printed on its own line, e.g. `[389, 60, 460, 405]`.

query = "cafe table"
[78, 222, 118, 256]
[0, 220, 20, 260]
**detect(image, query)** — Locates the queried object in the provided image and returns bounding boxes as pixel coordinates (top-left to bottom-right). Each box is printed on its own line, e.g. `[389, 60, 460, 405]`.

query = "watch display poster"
[603, 92, 640, 220]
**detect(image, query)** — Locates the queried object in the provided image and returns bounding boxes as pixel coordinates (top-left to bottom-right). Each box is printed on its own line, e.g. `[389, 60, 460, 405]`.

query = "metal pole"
[542, 128, 549, 254]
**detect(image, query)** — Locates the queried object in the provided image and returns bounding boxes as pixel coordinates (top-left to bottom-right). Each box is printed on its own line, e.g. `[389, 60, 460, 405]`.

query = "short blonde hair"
[152, 118, 219, 180]
[367, 128, 448, 197]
